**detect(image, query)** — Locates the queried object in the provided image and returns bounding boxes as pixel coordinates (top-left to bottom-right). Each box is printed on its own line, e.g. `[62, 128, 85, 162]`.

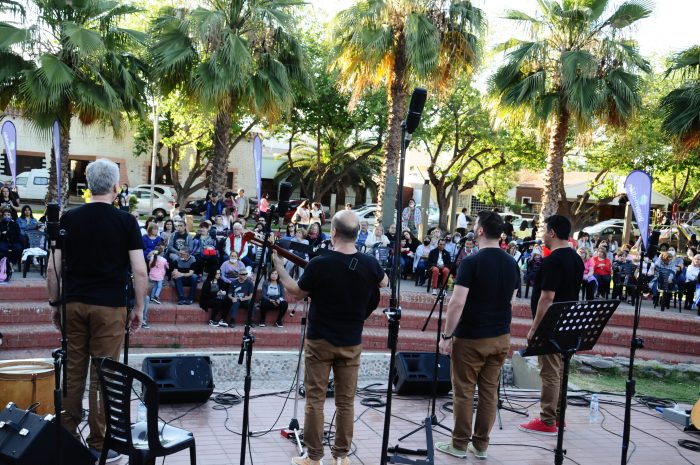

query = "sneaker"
[259, 323, 266, 327]
[435, 441, 467, 458]
[209, 320, 217, 327]
[89, 447, 122, 463]
[151, 297, 161, 305]
[431, 289, 437, 296]
[468, 442, 487, 460]
[218, 320, 229, 328]
[518, 418, 557, 435]
[291, 454, 322, 465]
[275, 322, 284, 328]
[177, 299, 187, 305]
[185, 299, 193, 305]
[331, 457, 350, 465]
[141, 322, 150, 329]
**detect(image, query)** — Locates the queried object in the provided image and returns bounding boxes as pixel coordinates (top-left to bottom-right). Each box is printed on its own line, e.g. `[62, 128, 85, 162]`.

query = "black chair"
[613, 261, 638, 304]
[654, 267, 677, 312]
[95, 357, 197, 465]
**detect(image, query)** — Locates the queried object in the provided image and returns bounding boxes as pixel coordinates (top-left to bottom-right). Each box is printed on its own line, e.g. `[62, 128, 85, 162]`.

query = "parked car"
[130, 188, 175, 217]
[582, 219, 640, 238]
[15, 169, 49, 200]
[575, 224, 625, 244]
[134, 184, 176, 201]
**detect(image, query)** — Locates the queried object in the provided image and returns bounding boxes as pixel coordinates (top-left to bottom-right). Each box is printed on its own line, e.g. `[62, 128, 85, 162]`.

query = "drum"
[0, 360, 55, 415]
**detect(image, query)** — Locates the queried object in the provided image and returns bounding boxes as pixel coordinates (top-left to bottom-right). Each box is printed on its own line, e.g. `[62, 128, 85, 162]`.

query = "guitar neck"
[243, 232, 308, 268]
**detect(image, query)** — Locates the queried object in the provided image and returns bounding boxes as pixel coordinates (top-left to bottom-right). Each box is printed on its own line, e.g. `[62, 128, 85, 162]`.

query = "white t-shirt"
[457, 213, 468, 229]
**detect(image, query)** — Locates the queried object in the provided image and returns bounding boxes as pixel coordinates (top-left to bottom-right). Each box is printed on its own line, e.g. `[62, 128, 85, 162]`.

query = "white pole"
[149, 102, 159, 213]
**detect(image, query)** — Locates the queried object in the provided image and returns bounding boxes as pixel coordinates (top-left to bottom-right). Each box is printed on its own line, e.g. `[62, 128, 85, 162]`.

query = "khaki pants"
[303, 338, 361, 461]
[539, 352, 564, 426]
[62, 302, 126, 450]
[450, 334, 510, 451]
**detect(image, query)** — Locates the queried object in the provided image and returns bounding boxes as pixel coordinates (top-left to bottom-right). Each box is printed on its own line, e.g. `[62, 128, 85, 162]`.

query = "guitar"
[243, 231, 308, 268]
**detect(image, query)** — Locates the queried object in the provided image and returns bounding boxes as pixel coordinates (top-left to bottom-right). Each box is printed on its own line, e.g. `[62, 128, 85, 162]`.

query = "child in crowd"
[148, 246, 168, 305]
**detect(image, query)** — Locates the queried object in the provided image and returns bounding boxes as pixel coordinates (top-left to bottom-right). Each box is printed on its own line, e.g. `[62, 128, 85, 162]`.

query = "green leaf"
[605, 1, 653, 29]
[63, 21, 105, 55]
[0, 22, 30, 48]
[38, 54, 75, 92]
[405, 13, 440, 78]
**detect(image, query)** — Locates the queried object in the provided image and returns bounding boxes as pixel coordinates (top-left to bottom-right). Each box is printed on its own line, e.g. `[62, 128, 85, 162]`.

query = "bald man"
[273, 211, 389, 465]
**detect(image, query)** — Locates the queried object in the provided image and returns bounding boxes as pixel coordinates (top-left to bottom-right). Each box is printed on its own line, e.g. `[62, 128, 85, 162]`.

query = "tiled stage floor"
[84, 386, 699, 465]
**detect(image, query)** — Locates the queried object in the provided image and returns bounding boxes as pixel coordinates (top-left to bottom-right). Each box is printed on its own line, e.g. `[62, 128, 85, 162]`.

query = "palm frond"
[63, 21, 105, 55]
[0, 22, 30, 48]
[603, 0, 653, 29]
[405, 12, 440, 78]
[665, 45, 700, 80]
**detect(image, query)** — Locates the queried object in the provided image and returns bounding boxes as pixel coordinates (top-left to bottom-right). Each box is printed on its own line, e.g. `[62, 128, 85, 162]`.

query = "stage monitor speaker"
[393, 352, 451, 396]
[0, 402, 94, 465]
[142, 356, 214, 404]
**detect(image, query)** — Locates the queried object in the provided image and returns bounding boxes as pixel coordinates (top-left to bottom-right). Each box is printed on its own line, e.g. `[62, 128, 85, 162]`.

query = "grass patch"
[570, 371, 699, 404]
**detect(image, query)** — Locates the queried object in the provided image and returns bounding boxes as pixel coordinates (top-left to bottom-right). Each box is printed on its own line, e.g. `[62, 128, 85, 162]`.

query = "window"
[521, 197, 532, 205]
[33, 177, 49, 185]
[15, 177, 27, 186]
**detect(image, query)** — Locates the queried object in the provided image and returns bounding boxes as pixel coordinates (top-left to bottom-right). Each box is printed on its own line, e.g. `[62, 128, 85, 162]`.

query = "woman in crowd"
[682, 254, 700, 310]
[306, 222, 327, 249]
[402, 229, 420, 253]
[258, 269, 288, 327]
[577, 248, 596, 300]
[444, 233, 461, 262]
[507, 241, 521, 263]
[259, 193, 270, 222]
[498, 232, 509, 250]
[401, 199, 421, 236]
[286, 228, 308, 278]
[219, 251, 246, 286]
[281, 223, 296, 241]
[386, 224, 398, 248]
[192, 221, 218, 276]
[200, 269, 230, 327]
[142, 223, 163, 261]
[591, 247, 612, 298]
[223, 207, 237, 229]
[413, 236, 433, 286]
[0, 208, 22, 267]
[429, 227, 442, 248]
[117, 183, 130, 212]
[577, 232, 594, 252]
[0, 187, 18, 219]
[365, 223, 390, 249]
[17, 205, 39, 244]
[526, 247, 544, 290]
[309, 202, 324, 226]
[399, 237, 415, 279]
[652, 252, 677, 310]
[292, 200, 311, 228]
[160, 219, 175, 246]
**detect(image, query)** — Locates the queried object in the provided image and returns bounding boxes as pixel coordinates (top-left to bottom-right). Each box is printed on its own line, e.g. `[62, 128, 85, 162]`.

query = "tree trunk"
[45, 117, 71, 209]
[436, 186, 450, 231]
[209, 110, 233, 195]
[537, 109, 569, 237]
[377, 31, 408, 227]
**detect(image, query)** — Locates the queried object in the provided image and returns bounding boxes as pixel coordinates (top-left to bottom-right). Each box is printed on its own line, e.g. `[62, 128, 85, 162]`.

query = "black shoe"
[275, 322, 284, 328]
[177, 299, 187, 305]
[89, 447, 121, 463]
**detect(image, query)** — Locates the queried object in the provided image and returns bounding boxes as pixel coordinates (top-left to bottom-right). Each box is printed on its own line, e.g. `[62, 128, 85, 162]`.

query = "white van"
[15, 169, 49, 200]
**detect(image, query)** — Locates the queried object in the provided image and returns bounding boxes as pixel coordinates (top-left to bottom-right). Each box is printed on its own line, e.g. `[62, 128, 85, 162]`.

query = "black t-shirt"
[228, 279, 254, 302]
[530, 247, 583, 317]
[298, 250, 384, 347]
[453, 248, 520, 339]
[503, 222, 514, 236]
[58, 203, 143, 307]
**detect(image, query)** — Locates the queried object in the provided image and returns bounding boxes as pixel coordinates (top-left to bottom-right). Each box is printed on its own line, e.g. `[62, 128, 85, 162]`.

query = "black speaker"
[0, 402, 94, 465]
[393, 352, 451, 396]
[142, 356, 215, 404]
[277, 181, 293, 219]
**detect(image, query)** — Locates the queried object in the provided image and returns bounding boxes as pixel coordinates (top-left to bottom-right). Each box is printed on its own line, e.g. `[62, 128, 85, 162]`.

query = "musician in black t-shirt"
[273, 210, 388, 465]
[436, 211, 520, 460]
[519, 215, 583, 435]
[47, 159, 148, 462]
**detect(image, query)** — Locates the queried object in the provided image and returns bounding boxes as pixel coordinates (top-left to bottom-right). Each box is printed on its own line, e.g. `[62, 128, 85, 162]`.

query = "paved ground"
[73, 386, 699, 465]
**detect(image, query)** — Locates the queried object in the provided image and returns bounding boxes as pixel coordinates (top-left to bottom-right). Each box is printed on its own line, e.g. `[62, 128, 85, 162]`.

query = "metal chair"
[22, 230, 47, 277]
[95, 357, 197, 465]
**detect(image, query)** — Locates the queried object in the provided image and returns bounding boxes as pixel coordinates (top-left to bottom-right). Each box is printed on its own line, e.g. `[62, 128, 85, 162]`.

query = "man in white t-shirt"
[456, 208, 469, 236]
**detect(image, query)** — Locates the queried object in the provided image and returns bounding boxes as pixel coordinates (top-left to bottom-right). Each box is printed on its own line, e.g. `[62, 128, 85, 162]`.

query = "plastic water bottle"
[137, 402, 147, 423]
[589, 394, 599, 423]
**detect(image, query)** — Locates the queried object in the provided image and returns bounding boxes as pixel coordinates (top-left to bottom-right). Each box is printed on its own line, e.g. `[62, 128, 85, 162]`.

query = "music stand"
[521, 299, 620, 465]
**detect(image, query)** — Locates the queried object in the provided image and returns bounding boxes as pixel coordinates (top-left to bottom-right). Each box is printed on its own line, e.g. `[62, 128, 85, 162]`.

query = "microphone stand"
[50, 227, 67, 465]
[621, 245, 646, 465]
[238, 206, 275, 465]
[381, 121, 433, 465]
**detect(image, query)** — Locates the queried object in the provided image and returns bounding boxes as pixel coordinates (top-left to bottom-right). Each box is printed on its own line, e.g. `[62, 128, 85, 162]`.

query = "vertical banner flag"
[53, 120, 61, 201]
[624, 170, 652, 250]
[1, 121, 17, 185]
[253, 135, 262, 209]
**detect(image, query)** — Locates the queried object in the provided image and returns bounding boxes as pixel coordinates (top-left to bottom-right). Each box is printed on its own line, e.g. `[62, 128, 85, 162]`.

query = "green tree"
[0, 0, 147, 206]
[415, 77, 542, 229]
[661, 46, 700, 152]
[331, 0, 486, 226]
[149, 0, 310, 196]
[490, 0, 652, 233]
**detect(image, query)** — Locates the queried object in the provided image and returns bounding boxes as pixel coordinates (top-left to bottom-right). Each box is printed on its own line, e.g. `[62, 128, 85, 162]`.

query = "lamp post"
[149, 102, 159, 213]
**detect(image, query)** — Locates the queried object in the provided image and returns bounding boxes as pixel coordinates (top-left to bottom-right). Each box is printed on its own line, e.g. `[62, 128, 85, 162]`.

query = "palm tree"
[331, 0, 486, 226]
[661, 45, 700, 151]
[490, 0, 652, 229]
[149, 0, 310, 195]
[0, 0, 147, 206]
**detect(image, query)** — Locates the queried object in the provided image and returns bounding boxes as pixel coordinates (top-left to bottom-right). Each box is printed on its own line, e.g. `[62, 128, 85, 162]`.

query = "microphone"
[403, 88, 427, 136]
[46, 202, 60, 248]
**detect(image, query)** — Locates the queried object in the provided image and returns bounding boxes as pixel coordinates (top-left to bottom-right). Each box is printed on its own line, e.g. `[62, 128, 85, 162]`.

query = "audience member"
[172, 248, 198, 305]
[258, 269, 288, 327]
[201, 269, 230, 327]
[142, 223, 163, 261]
[227, 268, 253, 327]
[224, 222, 252, 267]
[427, 239, 451, 295]
[0, 208, 22, 268]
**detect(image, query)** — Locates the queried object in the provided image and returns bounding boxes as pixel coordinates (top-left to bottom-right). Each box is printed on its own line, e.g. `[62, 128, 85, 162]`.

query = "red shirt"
[591, 256, 612, 276]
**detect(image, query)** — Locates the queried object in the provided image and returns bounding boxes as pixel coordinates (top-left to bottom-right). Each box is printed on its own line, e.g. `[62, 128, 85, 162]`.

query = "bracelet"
[441, 332, 453, 341]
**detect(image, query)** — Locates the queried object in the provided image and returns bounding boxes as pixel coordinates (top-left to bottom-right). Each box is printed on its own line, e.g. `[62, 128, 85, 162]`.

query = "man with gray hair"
[47, 158, 148, 462]
[273, 210, 389, 465]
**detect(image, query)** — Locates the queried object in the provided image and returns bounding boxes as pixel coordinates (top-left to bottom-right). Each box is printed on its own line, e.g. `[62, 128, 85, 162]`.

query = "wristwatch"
[441, 332, 452, 341]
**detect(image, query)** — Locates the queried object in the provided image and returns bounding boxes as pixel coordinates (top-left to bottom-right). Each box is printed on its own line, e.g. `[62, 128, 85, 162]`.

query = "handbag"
[203, 247, 217, 257]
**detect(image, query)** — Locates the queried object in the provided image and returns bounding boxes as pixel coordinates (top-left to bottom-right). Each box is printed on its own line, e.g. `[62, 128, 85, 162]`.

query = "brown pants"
[450, 334, 510, 451]
[62, 302, 126, 450]
[303, 338, 361, 461]
[539, 352, 564, 426]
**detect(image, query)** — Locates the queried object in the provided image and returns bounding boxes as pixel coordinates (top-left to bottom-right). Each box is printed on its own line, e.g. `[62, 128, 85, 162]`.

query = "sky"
[309, 0, 700, 69]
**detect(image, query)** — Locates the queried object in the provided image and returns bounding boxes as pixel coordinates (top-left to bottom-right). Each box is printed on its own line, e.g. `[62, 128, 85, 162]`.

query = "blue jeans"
[174, 274, 198, 300]
[143, 295, 150, 324]
[150, 280, 163, 299]
[415, 259, 428, 283]
[229, 300, 250, 324]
